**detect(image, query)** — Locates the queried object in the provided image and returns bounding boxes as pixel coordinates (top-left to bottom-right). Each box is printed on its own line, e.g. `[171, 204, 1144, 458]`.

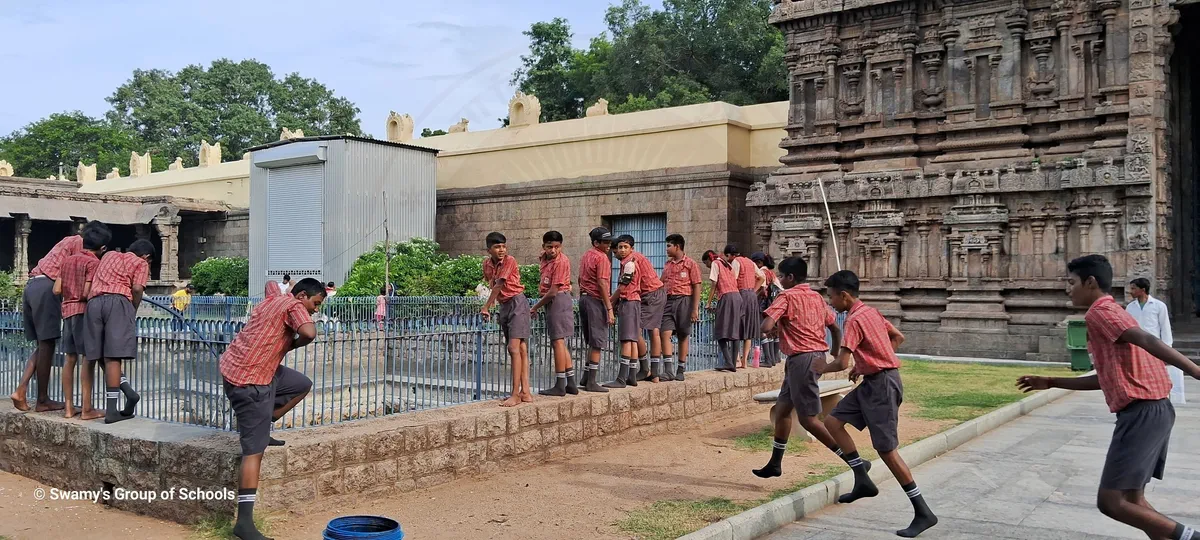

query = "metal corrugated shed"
[248, 136, 438, 295]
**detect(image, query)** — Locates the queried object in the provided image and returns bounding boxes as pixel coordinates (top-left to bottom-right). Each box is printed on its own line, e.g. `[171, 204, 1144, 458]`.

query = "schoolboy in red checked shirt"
[222, 278, 325, 540]
[480, 232, 533, 407]
[84, 239, 155, 425]
[1018, 255, 1200, 540]
[531, 230, 577, 397]
[822, 270, 938, 538]
[53, 226, 107, 420]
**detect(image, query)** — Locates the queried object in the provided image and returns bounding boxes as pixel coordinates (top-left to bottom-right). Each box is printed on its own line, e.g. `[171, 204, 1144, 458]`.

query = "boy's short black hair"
[778, 256, 807, 282]
[485, 232, 507, 248]
[326, 281, 335, 288]
[702, 250, 717, 264]
[824, 270, 860, 297]
[283, 274, 291, 282]
[1068, 254, 1113, 293]
[666, 234, 685, 249]
[128, 239, 156, 258]
[750, 251, 776, 270]
[723, 244, 740, 256]
[543, 230, 563, 244]
[1130, 277, 1151, 293]
[82, 220, 109, 235]
[589, 227, 612, 244]
[292, 278, 327, 298]
[81, 226, 110, 250]
[615, 234, 635, 248]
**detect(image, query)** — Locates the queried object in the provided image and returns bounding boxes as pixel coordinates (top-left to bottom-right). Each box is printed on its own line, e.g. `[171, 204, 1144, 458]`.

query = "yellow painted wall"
[79, 101, 788, 204]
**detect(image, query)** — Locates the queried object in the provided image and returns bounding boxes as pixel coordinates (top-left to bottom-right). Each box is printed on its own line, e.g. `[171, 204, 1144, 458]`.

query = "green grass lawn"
[619, 360, 1073, 540]
[189, 515, 269, 540]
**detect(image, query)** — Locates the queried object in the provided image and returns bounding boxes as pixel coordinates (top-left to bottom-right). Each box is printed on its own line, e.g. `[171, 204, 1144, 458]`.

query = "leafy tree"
[106, 59, 363, 166]
[0, 271, 22, 305]
[420, 128, 447, 138]
[0, 112, 145, 179]
[511, 0, 786, 120]
[189, 257, 250, 296]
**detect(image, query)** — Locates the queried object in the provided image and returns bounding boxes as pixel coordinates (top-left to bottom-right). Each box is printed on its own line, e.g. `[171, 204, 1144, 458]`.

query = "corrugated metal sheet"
[266, 163, 324, 278]
[249, 137, 437, 293]
[609, 214, 668, 291]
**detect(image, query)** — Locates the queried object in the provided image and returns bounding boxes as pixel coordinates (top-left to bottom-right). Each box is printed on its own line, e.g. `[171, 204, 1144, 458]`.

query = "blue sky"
[0, 0, 659, 138]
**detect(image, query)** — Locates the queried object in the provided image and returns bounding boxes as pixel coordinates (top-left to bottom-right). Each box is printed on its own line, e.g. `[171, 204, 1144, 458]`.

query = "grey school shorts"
[224, 366, 313, 456]
[579, 295, 610, 350]
[831, 368, 903, 452]
[617, 299, 641, 343]
[639, 287, 667, 331]
[22, 276, 61, 342]
[545, 293, 574, 341]
[1100, 398, 1174, 490]
[777, 351, 825, 417]
[661, 295, 695, 337]
[61, 314, 86, 356]
[498, 294, 531, 341]
[83, 294, 137, 360]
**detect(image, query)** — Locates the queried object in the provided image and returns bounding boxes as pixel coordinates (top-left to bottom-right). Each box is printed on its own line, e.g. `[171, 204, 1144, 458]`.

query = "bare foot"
[10, 392, 30, 412]
[64, 405, 79, 418]
[520, 393, 534, 403]
[500, 395, 522, 407]
[80, 409, 105, 421]
[34, 400, 65, 412]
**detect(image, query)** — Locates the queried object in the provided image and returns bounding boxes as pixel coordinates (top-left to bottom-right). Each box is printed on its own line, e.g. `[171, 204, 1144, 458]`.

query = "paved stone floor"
[766, 379, 1200, 540]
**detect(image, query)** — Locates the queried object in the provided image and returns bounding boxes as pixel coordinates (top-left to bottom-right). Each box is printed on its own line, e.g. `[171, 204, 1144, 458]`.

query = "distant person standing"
[325, 282, 337, 297]
[173, 284, 194, 312]
[1127, 278, 1181, 404]
[279, 274, 292, 294]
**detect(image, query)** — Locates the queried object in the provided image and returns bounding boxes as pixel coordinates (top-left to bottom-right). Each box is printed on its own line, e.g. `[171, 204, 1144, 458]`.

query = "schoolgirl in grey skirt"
[703, 250, 744, 371]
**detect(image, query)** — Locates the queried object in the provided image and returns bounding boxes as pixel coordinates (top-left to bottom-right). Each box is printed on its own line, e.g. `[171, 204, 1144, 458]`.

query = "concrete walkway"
[766, 379, 1200, 539]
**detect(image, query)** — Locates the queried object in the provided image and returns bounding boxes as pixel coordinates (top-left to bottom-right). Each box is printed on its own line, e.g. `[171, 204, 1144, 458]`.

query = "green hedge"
[189, 257, 250, 296]
[340, 238, 542, 297]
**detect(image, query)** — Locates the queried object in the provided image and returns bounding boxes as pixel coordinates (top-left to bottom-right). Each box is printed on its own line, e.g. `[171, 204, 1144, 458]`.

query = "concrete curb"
[678, 386, 1074, 540]
[898, 353, 1068, 369]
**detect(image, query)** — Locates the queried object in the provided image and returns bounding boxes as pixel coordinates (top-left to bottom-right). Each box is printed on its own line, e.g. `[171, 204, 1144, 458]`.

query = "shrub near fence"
[2, 296, 845, 432]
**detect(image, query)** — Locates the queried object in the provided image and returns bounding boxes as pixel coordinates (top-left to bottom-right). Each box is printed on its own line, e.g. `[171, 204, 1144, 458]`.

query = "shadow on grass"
[190, 515, 269, 540]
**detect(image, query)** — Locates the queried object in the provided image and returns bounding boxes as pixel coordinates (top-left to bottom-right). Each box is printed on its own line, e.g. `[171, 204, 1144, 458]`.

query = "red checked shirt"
[538, 253, 571, 296]
[764, 284, 835, 355]
[484, 254, 525, 302]
[30, 235, 84, 281]
[709, 259, 738, 298]
[220, 293, 313, 386]
[734, 256, 758, 290]
[663, 256, 701, 297]
[616, 254, 642, 302]
[88, 252, 150, 301]
[1085, 295, 1172, 413]
[59, 251, 100, 318]
[578, 248, 611, 298]
[633, 252, 663, 295]
[842, 301, 901, 375]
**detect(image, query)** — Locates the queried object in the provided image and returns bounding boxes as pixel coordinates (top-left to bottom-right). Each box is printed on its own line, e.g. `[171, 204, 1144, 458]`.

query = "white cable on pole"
[816, 177, 842, 271]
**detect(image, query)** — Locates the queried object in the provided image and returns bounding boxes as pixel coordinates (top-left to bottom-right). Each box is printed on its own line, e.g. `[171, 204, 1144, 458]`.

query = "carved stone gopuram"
[752, 0, 1188, 359]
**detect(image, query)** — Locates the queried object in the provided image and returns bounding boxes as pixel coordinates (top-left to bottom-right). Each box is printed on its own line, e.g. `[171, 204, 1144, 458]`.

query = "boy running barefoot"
[221, 278, 325, 540]
[822, 270, 937, 538]
[84, 239, 155, 424]
[754, 256, 845, 479]
[531, 231, 578, 397]
[1018, 255, 1200, 540]
[606, 235, 643, 388]
[54, 227, 107, 419]
[577, 227, 614, 393]
[660, 234, 701, 381]
[480, 232, 533, 406]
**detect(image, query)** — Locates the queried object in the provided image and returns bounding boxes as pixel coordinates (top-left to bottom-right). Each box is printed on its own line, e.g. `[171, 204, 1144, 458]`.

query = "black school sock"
[896, 481, 938, 538]
[1173, 523, 1200, 540]
[647, 357, 662, 381]
[103, 387, 130, 424]
[604, 359, 630, 388]
[752, 438, 787, 478]
[676, 362, 686, 380]
[233, 488, 271, 540]
[583, 363, 608, 393]
[118, 375, 139, 416]
[661, 358, 675, 381]
[565, 369, 579, 394]
[625, 356, 640, 386]
[837, 452, 879, 503]
[539, 372, 568, 397]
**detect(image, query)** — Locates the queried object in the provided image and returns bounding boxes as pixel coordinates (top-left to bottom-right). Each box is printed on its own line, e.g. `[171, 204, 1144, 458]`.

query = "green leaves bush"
[0, 271, 22, 305]
[340, 238, 542, 297]
[189, 257, 250, 296]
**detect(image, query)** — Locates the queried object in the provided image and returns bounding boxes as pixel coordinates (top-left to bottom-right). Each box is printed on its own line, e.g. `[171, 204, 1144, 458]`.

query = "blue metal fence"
[1, 295, 846, 432]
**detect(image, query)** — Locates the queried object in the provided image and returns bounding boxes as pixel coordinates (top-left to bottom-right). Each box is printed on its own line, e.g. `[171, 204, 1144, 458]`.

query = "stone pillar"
[1030, 220, 1047, 277]
[916, 225, 931, 278]
[1077, 216, 1094, 253]
[14, 215, 31, 282]
[154, 217, 181, 284]
[1100, 213, 1121, 252]
[887, 243, 901, 278]
[1054, 217, 1071, 255]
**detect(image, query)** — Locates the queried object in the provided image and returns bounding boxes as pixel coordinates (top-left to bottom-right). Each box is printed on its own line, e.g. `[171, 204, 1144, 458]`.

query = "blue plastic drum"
[323, 516, 404, 540]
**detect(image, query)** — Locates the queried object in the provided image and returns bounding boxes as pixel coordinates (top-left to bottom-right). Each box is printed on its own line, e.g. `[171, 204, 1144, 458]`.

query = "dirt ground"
[0, 402, 948, 540]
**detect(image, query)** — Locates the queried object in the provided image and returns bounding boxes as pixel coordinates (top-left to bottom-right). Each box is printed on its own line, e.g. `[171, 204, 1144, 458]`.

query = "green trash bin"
[1066, 320, 1092, 371]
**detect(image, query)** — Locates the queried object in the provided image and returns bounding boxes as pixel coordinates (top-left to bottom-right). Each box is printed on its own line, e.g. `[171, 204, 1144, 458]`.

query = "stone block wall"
[179, 210, 250, 278]
[0, 368, 782, 523]
[435, 165, 762, 272]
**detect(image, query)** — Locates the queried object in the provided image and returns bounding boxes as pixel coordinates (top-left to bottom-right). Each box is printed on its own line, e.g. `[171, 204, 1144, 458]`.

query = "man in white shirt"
[1126, 278, 1181, 403]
